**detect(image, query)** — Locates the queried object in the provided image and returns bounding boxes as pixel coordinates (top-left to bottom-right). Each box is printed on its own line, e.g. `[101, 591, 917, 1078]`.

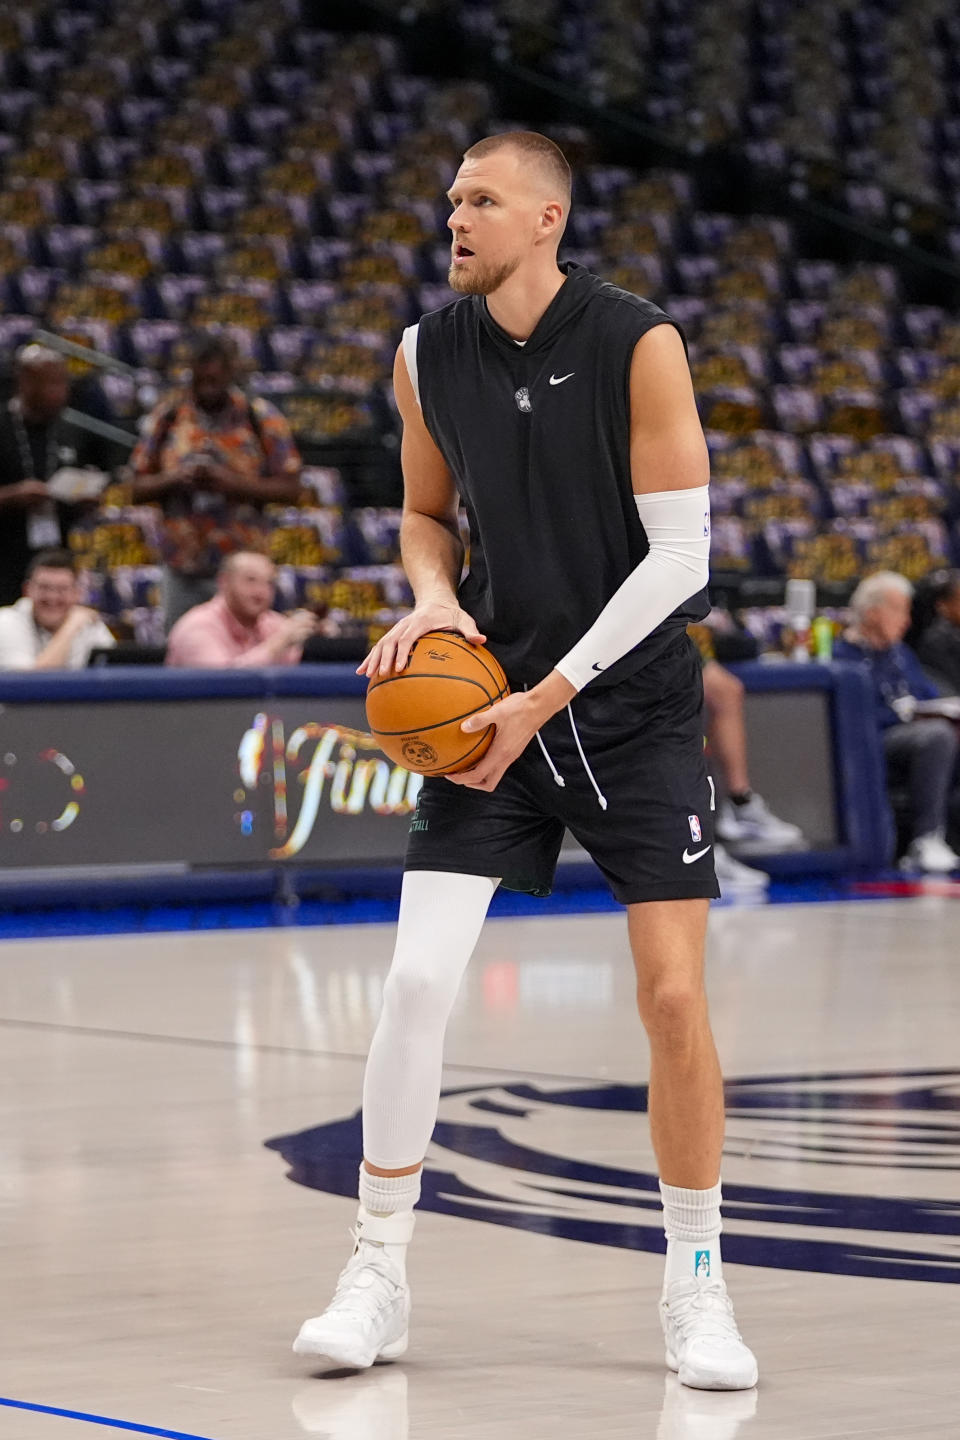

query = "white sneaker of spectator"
[899, 831, 960, 874]
[716, 792, 804, 849]
[713, 843, 769, 893]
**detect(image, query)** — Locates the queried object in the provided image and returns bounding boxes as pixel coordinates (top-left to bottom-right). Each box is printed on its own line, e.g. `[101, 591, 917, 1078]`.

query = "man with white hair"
[835, 570, 959, 873]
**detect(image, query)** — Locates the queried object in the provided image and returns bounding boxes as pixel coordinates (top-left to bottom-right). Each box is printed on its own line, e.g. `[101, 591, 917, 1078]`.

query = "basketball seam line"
[368, 673, 497, 695]
[367, 696, 505, 737]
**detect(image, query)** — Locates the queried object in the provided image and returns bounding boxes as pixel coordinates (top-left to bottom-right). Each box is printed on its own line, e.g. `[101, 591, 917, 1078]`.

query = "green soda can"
[812, 615, 833, 661]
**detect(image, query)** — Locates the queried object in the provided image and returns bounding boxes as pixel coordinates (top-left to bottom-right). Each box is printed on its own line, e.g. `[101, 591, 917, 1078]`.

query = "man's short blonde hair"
[220, 549, 274, 578]
[463, 130, 572, 206]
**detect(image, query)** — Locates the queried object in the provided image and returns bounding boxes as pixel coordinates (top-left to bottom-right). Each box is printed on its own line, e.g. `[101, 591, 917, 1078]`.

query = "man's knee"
[382, 955, 458, 1023]
[913, 717, 959, 760]
[703, 661, 744, 712]
[636, 976, 706, 1045]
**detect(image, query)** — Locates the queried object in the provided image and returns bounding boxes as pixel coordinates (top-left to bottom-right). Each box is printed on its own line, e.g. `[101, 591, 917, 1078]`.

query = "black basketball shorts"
[405, 634, 720, 905]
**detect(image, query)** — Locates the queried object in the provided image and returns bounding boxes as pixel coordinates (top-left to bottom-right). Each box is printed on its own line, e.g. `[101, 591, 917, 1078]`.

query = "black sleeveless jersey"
[411, 261, 710, 689]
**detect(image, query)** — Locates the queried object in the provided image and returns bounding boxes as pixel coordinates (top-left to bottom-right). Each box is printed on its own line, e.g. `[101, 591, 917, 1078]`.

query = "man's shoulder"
[260, 608, 288, 632]
[246, 393, 294, 437]
[417, 295, 471, 335]
[833, 637, 868, 661]
[0, 603, 24, 631]
[589, 281, 678, 333]
[141, 390, 188, 431]
[168, 596, 220, 633]
[0, 602, 32, 662]
[246, 392, 280, 419]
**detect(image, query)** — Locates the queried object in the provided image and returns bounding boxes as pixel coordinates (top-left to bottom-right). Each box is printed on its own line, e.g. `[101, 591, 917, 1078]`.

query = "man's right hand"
[167, 462, 204, 490]
[357, 600, 486, 678]
[131, 466, 196, 503]
[281, 609, 320, 648]
[61, 605, 100, 634]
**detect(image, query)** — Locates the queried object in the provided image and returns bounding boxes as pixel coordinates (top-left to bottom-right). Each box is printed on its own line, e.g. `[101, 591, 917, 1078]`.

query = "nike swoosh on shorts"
[682, 845, 712, 864]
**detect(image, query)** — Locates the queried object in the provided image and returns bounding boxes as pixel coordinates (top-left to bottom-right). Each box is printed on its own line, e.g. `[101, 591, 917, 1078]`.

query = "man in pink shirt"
[165, 551, 317, 667]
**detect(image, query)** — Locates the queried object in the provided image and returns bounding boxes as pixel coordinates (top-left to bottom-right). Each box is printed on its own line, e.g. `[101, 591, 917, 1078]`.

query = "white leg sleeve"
[362, 870, 499, 1169]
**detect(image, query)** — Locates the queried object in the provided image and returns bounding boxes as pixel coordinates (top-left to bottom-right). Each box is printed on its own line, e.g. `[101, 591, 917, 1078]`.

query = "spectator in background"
[910, 569, 960, 696]
[704, 659, 806, 849]
[835, 571, 960, 874]
[688, 619, 805, 890]
[165, 550, 317, 668]
[130, 334, 302, 632]
[0, 549, 115, 670]
[0, 344, 112, 605]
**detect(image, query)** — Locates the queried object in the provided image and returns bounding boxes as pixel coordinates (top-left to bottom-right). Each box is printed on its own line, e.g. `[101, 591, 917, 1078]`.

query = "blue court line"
[0, 1396, 215, 1439]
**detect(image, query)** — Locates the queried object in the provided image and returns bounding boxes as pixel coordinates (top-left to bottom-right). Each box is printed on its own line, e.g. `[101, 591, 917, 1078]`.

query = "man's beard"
[448, 252, 521, 296]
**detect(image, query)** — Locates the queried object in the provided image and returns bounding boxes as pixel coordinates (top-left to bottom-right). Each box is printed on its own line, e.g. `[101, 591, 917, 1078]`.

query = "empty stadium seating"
[0, 0, 957, 647]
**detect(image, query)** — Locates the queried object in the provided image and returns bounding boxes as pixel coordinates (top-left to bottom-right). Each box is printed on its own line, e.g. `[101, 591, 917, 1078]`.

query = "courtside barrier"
[0, 661, 892, 905]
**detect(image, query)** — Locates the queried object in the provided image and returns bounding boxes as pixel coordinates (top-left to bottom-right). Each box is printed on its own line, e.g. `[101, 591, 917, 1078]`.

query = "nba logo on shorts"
[688, 815, 702, 843]
[695, 1250, 711, 1278]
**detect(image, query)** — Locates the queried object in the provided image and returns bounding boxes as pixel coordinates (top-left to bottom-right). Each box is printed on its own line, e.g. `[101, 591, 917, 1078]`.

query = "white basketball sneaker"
[899, 831, 960, 874]
[713, 842, 769, 894]
[716, 793, 804, 850]
[660, 1276, 758, 1391]
[294, 1230, 411, 1370]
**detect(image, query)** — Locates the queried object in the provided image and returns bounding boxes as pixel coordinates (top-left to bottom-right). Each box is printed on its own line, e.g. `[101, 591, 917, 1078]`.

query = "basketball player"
[294, 132, 758, 1390]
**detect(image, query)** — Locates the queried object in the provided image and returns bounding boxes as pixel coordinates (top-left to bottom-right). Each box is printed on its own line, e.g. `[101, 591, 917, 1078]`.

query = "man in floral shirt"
[130, 333, 302, 629]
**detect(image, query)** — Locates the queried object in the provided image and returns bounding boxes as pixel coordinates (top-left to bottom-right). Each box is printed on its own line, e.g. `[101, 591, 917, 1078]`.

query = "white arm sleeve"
[554, 485, 711, 692]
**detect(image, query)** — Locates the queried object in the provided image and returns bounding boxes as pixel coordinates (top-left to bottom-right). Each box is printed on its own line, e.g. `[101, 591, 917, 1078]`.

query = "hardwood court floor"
[0, 896, 957, 1439]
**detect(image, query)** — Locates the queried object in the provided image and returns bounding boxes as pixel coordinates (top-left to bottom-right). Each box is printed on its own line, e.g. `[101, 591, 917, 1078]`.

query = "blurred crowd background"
[0, 0, 959, 658]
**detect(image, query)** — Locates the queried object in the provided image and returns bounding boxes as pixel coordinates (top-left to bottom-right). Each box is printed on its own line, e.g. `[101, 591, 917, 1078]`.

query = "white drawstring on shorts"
[534, 727, 566, 788]
[526, 688, 608, 810]
[565, 704, 608, 810]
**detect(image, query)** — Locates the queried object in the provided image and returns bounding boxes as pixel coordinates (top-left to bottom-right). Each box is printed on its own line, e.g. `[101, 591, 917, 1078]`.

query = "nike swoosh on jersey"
[682, 845, 712, 864]
[549, 372, 575, 385]
[591, 662, 605, 672]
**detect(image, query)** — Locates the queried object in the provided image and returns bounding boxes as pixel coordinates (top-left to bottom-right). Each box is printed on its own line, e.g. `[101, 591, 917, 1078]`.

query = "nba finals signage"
[0, 697, 419, 868]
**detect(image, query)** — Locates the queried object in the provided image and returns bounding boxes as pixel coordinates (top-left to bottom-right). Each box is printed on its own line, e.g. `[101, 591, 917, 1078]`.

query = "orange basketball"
[365, 630, 509, 776]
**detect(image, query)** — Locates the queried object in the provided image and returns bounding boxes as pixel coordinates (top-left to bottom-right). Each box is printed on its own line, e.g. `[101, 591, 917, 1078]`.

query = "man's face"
[26, 568, 79, 631]
[18, 362, 69, 423]
[866, 591, 912, 647]
[191, 359, 232, 414]
[221, 556, 276, 624]
[446, 150, 549, 296]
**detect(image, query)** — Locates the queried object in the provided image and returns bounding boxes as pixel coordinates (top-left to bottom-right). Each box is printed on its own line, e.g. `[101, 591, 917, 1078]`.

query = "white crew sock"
[355, 1165, 422, 1280]
[660, 1178, 724, 1290]
[359, 1163, 422, 1217]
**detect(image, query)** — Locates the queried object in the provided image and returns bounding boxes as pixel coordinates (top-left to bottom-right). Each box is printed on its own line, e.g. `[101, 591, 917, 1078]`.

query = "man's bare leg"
[629, 898, 757, 1390]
